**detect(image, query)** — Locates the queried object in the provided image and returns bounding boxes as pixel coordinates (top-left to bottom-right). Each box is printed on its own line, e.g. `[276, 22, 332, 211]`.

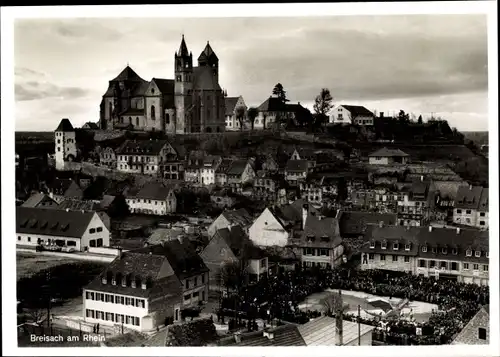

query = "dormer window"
[131, 281, 136, 288]
[112, 278, 116, 285]
[369, 241, 375, 249]
[404, 243, 411, 251]
[393, 243, 399, 251]
[141, 283, 147, 290]
[421, 246, 427, 253]
[122, 280, 127, 287]
[101, 277, 107, 284]
[452, 248, 458, 255]
[475, 251, 481, 258]
[486, 252, 489, 258]
[381, 241, 387, 250]
[442, 247, 448, 254]
[466, 249, 472, 257]
[431, 246, 437, 253]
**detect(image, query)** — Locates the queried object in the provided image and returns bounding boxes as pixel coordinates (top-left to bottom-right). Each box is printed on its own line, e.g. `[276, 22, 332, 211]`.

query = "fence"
[88, 247, 120, 256]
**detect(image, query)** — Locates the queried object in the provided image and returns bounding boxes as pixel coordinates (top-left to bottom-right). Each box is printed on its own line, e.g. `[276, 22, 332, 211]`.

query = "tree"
[272, 83, 289, 103]
[398, 110, 409, 124]
[235, 106, 246, 131]
[313, 88, 334, 125]
[246, 107, 259, 131]
[417, 115, 423, 124]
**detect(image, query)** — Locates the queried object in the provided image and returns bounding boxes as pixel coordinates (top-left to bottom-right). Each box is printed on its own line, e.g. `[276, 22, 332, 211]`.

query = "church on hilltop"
[99, 36, 226, 134]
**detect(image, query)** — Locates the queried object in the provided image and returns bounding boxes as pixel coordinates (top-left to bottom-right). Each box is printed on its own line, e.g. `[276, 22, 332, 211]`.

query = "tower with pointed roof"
[54, 118, 77, 170]
[198, 41, 219, 83]
[174, 35, 194, 134]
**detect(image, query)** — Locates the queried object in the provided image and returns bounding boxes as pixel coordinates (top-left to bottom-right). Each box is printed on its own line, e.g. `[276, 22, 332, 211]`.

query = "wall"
[475, 211, 488, 229]
[17, 233, 82, 251]
[88, 247, 120, 256]
[80, 213, 111, 251]
[361, 253, 416, 274]
[207, 215, 231, 237]
[453, 208, 478, 226]
[181, 273, 209, 307]
[369, 157, 390, 165]
[249, 208, 289, 247]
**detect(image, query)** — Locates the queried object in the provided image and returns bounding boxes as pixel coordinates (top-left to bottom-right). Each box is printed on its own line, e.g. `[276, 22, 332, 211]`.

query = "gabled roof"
[116, 139, 170, 155]
[301, 214, 342, 247]
[213, 226, 266, 260]
[215, 158, 234, 174]
[257, 97, 287, 112]
[340, 105, 374, 118]
[221, 208, 253, 227]
[198, 41, 218, 62]
[152, 78, 175, 94]
[222, 324, 306, 346]
[132, 182, 175, 201]
[55, 118, 74, 132]
[225, 97, 240, 116]
[134, 240, 209, 280]
[57, 199, 100, 212]
[281, 199, 319, 222]
[16, 206, 96, 239]
[455, 185, 486, 210]
[46, 179, 82, 197]
[286, 159, 310, 172]
[338, 211, 398, 236]
[83, 122, 99, 129]
[452, 305, 489, 345]
[226, 160, 248, 176]
[111, 65, 145, 82]
[21, 193, 58, 208]
[369, 147, 409, 157]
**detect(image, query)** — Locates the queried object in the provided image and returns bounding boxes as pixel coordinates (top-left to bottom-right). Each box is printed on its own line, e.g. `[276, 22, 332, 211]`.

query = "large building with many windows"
[453, 185, 489, 229]
[83, 239, 209, 332]
[360, 224, 489, 285]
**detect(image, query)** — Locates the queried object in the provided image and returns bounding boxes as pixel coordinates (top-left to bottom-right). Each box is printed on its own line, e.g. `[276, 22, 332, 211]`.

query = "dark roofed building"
[220, 324, 306, 346]
[452, 305, 489, 345]
[21, 192, 59, 209]
[84, 239, 209, 332]
[338, 211, 398, 237]
[369, 147, 410, 165]
[126, 182, 177, 215]
[116, 139, 170, 156]
[330, 105, 374, 126]
[453, 185, 489, 229]
[55, 118, 75, 132]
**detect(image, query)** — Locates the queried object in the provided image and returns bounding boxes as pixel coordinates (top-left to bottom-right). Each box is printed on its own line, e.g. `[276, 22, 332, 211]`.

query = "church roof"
[193, 66, 222, 91]
[177, 35, 190, 57]
[152, 78, 175, 94]
[198, 41, 218, 62]
[55, 118, 74, 132]
[111, 65, 146, 83]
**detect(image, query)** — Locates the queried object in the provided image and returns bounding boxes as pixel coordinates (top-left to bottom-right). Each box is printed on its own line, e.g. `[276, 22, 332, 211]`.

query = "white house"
[368, 147, 410, 165]
[126, 183, 177, 215]
[54, 118, 77, 170]
[329, 105, 374, 126]
[83, 240, 209, 332]
[207, 208, 253, 237]
[16, 206, 110, 251]
[249, 207, 290, 247]
[453, 186, 489, 229]
[225, 96, 248, 131]
[200, 155, 222, 186]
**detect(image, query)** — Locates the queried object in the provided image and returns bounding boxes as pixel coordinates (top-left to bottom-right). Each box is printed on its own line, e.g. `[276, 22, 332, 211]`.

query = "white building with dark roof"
[16, 206, 110, 251]
[54, 118, 77, 170]
[100, 36, 226, 134]
[224, 96, 247, 131]
[126, 182, 177, 215]
[329, 105, 374, 126]
[84, 240, 209, 332]
[453, 185, 489, 229]
[207, 208, 253, 237]
[368, 147, 410, 165]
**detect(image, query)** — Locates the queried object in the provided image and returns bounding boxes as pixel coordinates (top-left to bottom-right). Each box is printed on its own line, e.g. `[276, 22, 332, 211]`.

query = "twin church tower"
[99, 35, 226, 134]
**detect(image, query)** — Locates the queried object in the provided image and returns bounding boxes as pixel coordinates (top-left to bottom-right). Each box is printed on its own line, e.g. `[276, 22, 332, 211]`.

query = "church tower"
[174, 35, 193, 134]
[198, 41, 219, 83]
[54, 118, 77, 171]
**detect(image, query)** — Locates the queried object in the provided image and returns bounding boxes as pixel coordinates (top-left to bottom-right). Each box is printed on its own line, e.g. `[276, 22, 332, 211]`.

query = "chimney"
[428, 226, 433, 232]
[335, 290, 343, 346]
[263, 329, 275, 340]
[379, 221, 384, 228]
[469, 184, 473, 190]
[234, 333, 241, 344]
[456, 228, 460, 234]
[380, 112, 384, 118]
[420, 175, 424, 182]
[302, 204, 309, 229]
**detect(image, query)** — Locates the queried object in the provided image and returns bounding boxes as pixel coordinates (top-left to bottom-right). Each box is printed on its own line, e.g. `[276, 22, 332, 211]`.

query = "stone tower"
[198, 41, 219, 83]
[54, 118, 77, 171]
[174, 35, 194, 134]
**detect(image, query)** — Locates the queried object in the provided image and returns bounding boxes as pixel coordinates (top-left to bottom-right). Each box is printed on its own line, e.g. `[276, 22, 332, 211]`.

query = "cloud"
[15, 82, 90, 102]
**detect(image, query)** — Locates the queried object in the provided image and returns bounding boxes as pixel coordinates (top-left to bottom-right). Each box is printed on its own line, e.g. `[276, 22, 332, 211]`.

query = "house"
[54, 118, 78, 170]
[99, 147, 117, 169]
[45, 178, 84, 203]
[368, 147, 410, 165]
[200, 155, 222, 186]
[298, 316, 375, 346]
[396, 179, 436, 227]
[184, 150, 205, 184]
[207, 208, 253, 237]
[300, 174, 339, 208]
[21, 192, 59, 209]
[253, 172, 280, 199]
[201, 225, 268, 288]
[249, 199, 318, 247]
[361, 225, 489, 286]
[298, 207, 344, 269]
[453, 185, 489, 229]
[83, 239, 209, 332]
[254, 97, 307, 130]
[210, 189, 237, 209]
[214, 158, 234, 186]
[116, 139, 183, 178]
[225, 96, 248, 131]
[226, 159, 255, 186]
[452, 305, 489, 345]
[337, 211, 398, 238]
[16, 206, 110, 251]
[126, 182, 177, 215]
[329, 105, 374, 126]
[82, 122, 100, 130]
[285, 160, 312, 186]
[289, 147, 317, 161]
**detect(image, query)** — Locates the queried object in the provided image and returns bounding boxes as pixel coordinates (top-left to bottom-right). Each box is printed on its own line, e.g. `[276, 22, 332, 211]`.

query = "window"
[429, 260, 436, 268]
[404, 244, 411, 251]
[456, 209, 462, 214]
[194, 277, 198, 287]
[151, 105, 156, 119]
[440, 261, 447, 269]
[466, 249, 472, 257]
[136, 117, 139, 126]
[89, 240, 96, 247]
[97, 227, 103, 232]
[17, 236, 21, 241]
[392, 255, 398, 262]
[184, 294, 190, 301]
[380, 254, 386, 261]
[393, 243, 399, 251]
[473, 264, 479, 271]
[368, 253, 374, 260]
[451, 262, 458, 271]
[185, 279, 190, 289]
[480, 212, 485, 217]
[97, 238, 103, 247]
[381, 241, 387, 250]
[404, 256, 410, 263]
[192, 291, 199, 298]
[483, 265, 488, 272]
[478, 328, 487, 340]
[480, 221, 485, 226]
[442, 247, 447, 254]
[466, 209, 471, 214]
[421, 246, 427, 253]
[451, 248, 457, 255]
[89, 228, 96, 234]
[475, 251, 481, 258]
[201, 274, 205, 284]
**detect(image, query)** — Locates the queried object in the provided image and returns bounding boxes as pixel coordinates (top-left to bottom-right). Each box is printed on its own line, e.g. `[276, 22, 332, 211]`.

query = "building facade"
[100, 36, 226, 134]
[126, 183, 177, 215]
[453, 186, 489, 229]
[225, 96, 248, 131]
[54, 118, 77, 170]
[329, 105, 374, 126]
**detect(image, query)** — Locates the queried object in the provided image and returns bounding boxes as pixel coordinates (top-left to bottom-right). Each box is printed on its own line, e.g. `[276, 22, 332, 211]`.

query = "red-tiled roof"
[301, 214, 342, 248]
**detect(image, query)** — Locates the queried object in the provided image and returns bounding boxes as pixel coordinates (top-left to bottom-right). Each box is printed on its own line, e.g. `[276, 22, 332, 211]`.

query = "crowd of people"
[220, 267, 489, 345]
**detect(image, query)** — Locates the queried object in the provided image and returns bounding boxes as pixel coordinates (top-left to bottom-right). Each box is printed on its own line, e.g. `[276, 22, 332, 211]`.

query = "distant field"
[462, 131, 489, 147]
[15, 131, 54, 142]
[16, 252, 78, 281]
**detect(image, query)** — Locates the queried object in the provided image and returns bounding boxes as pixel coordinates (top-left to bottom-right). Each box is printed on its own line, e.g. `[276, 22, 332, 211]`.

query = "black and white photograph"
[1, 2, 498, 356]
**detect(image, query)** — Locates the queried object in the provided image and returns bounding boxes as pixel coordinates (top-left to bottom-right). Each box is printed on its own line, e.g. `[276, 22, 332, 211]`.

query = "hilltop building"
[99, 36, 227, 134]
[54, 118, 77, 170]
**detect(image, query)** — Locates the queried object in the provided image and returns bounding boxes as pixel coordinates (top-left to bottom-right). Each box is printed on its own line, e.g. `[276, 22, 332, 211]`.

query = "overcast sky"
[14, 15, 488, 131]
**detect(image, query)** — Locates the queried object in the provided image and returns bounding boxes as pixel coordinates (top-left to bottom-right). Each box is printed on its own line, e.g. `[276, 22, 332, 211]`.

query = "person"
[96, 323, 100, 334]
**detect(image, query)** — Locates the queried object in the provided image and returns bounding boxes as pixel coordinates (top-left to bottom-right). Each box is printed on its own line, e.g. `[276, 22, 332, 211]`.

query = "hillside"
[462, 131, 488, 147]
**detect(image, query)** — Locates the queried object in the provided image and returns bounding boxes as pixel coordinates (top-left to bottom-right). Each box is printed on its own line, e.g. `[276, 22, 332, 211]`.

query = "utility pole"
[358, 304, 361, 346]
[46, 270, 51, 329]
